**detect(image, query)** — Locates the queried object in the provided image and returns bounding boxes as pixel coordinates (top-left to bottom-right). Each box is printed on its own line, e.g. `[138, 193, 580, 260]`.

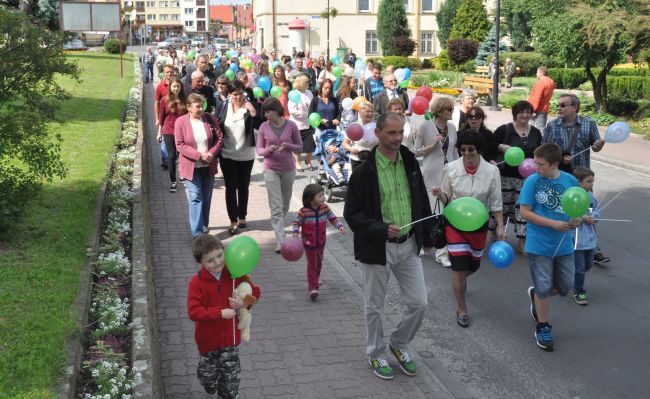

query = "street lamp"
[490, 0, 501, 111]
[326, 0, 330, 61]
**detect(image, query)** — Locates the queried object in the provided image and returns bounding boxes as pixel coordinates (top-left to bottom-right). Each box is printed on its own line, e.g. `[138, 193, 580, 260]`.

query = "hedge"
[104, 39, 124, 54]
[367, 56, 422, 70]
[607, 76, 650, 100]
[548, 68, 588, 89]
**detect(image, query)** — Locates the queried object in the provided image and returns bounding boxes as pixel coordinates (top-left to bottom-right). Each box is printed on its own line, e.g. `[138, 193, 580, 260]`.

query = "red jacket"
[187, 267, 261, 353]
[292, 204, 343, 249]
[158, 97, 186, 135]
[174, 112, 224, 181]
[528, 76, 556, 113]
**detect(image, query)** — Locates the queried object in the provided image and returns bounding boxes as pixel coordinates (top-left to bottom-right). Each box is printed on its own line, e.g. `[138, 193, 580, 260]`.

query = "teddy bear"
[232, 280, 254, 342]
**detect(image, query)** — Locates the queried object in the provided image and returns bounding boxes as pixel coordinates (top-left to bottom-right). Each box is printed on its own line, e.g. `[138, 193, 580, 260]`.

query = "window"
[403, 0, 409, 11]
[136, 14, 145, 21]
[366, 31, 378, 54]
[185, 20, 194, 27]
[358, 0, 369, 12]
[184, 7, 193, 14]
[146, 14, 156, 20]
[159, 14, 168, 20]
[135, 1, 144, 8]
[171, 1, 179, 6]
[171, 14, 180, 20]
[420, 31, 435, 54]
[159, 1, 168, 7]
[145, 1, 155, 7]
[421, 0, 433, 12]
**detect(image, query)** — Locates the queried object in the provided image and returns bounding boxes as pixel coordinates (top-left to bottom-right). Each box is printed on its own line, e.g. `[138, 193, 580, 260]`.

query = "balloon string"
[574, 228, 579, 250]
[598, 191, 623, 213]
[233, 279, 236, 347]
[504, 217, 510, 233]
[552, 233, 566, 259]
[399, 212, 443, 230]
[595, 218, 631, 222]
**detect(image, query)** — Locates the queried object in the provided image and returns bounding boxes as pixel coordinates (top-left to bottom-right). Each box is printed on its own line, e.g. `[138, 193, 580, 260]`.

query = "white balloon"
[342, 97, 354, 111]
[363, 122, 377, 141]
[394, 68, 406, 82]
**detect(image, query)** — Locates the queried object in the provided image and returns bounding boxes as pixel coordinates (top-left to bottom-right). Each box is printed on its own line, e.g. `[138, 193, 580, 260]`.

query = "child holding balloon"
[518, 143, 581, 352]
[571, 167, 601, 306]
[187, 235, 261, 397]
[293, 184, 346, 300]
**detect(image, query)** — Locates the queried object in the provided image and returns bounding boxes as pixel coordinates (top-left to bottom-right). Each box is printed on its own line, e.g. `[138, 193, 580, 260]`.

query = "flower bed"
[77, 60, 142, 399]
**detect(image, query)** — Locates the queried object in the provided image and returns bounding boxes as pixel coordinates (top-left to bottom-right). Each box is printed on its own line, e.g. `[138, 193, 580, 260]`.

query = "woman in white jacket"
[451, 89, 477, 131]
[415, 96, 459, 267]
[288, 75, 315, 171]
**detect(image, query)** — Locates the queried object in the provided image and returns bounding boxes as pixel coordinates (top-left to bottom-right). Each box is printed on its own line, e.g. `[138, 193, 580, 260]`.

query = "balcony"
[196, 0, 205, 5]
[197, 21, 206, 32]
[196, 8, 205, 19]
[136, 6, 145, 12]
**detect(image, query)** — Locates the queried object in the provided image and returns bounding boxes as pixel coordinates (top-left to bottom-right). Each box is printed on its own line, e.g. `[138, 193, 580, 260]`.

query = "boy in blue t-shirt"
[518, 143, 581, 352]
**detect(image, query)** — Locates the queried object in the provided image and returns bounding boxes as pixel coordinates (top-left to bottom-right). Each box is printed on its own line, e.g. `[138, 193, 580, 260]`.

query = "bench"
[463, 76, 494, 104]
[475, 65, 489, 76]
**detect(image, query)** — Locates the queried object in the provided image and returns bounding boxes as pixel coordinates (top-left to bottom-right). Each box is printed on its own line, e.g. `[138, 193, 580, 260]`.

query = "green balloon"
[270, 85, 283, 98]
[332, 66, 342, 78]
[561, 187, 590, 218]
[504, 147, 525, 166]
[288, 89, 301, 104]
[443, 197, 489, 232]
[203, 100, 207, 111]
[188, 50, 195, 58]
[308, 112, 322, 129]
[253, 86, 264, 98]
[225, 235, 260, 278]
[400, 79, 409, 88]
[159, 72, 164, 79]
[225, 69, 235, 80]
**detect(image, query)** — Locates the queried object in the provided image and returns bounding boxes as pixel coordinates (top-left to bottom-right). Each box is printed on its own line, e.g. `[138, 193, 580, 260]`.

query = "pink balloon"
[415, 86, 433, 102]
[250, 54, 259, 64]
[281, 238, 304, 262]
[410, 96, 429, 115]
[518, 158, 536, 178]
[346, 124, 364, 141]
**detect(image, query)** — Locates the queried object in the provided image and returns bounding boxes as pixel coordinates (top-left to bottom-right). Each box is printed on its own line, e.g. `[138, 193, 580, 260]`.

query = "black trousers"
[163, 134, 177, 183]
[220, 157, 254, 223]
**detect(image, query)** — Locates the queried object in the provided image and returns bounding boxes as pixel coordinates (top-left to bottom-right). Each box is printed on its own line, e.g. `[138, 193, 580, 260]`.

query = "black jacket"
[344, 146, 434, 265]
[214, 98, 263, 148]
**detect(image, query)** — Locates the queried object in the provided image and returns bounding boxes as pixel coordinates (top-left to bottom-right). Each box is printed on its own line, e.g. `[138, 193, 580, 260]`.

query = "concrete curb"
[131, 63, 162, 398]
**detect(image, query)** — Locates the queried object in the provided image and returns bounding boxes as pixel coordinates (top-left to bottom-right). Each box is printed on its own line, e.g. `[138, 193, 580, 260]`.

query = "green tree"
[449, 0, 490, 43]
[436, 0, 460, 50]
[377, 0, 412, 56]
[6, 0, 59, 29]
[531, 0, 650, 113]
[0, 9, 79, 220]
[501, 0, 533, 51]
[475, 25, 508, 66]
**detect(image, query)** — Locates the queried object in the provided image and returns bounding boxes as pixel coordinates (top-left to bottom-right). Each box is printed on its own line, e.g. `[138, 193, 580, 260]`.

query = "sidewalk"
[144, 84, 456, 397]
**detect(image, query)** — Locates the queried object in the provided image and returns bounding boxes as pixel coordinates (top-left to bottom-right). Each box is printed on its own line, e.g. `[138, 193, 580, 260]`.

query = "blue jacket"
[575, 192, 600, 251]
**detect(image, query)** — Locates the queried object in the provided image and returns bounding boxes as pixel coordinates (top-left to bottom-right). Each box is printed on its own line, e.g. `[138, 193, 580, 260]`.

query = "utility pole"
[326, 0, 330, 61]
[490, 0, 502, 111]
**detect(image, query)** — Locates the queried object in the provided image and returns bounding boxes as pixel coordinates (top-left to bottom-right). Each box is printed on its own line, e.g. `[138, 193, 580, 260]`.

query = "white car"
[191, 38, 204, 47]
[214, 38, 228, 52]
[157, 39, 173, 50]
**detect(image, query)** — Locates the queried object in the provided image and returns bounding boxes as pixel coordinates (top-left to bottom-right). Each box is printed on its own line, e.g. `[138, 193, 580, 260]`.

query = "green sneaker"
[573, 292, 588, 306]
[389, 345, 417, 376]
[368, 358, 394, 380]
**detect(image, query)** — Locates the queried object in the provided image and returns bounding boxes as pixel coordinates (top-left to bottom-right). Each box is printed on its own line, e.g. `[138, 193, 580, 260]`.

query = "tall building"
[128, 0, 183, 39]
[180, 0, 209, 34]
[252, 0, 442, 59]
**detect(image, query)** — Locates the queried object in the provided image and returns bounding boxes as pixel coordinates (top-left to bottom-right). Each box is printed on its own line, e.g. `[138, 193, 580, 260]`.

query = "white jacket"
[441, 157, 503, 213]
[288, 90, 314, 130]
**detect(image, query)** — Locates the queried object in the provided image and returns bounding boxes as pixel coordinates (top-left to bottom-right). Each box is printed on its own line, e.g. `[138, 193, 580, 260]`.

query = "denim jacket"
[575, 192, 600, 251]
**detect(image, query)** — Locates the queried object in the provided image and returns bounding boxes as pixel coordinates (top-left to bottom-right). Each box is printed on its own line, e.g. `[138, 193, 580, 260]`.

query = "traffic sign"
[309, 15, 321, 20]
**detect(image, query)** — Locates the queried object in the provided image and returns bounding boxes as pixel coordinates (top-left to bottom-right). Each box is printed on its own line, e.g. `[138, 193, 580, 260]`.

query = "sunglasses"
[558, 103, 574, 108]
[469, 114, 483, 120]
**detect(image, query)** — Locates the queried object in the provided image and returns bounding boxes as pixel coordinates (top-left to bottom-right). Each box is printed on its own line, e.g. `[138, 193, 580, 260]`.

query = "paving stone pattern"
[144, 83, 431, 398]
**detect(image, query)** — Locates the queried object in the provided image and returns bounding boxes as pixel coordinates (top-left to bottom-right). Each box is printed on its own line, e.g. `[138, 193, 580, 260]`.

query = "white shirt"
[442, 157, 503, 212]
[190, 118, 209, 168]
[288, 90, 314, 130]
[221, 103, 256, 161]
[385, 88, 399, 99]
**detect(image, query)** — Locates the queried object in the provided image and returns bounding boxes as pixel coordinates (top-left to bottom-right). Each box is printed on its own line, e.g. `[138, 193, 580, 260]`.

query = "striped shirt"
[542, 115, 601, 169]
[292, 204, 343, 248]
[375, 149, 411, 236]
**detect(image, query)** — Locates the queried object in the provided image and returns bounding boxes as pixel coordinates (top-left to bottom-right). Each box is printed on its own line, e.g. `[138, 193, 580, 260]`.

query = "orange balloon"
[352, 96, 368, 111]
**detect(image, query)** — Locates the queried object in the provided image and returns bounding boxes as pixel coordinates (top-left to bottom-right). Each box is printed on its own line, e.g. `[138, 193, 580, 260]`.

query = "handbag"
[431, 199, 447, 249]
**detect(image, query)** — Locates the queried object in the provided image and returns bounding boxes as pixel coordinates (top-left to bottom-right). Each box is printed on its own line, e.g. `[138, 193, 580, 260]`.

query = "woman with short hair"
[451, 89, 477, 131]
[431, 132, 504, 328]
[257, 97, 303, 252]
[342, 101, 375, 172]
[174, 93, 224, 237]
[464, 106, 498, 163]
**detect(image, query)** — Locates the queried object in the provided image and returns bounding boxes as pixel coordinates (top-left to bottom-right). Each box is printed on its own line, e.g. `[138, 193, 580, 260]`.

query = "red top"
[159, 97, 186, 135]
[155, 79, 170, 103]
[187, 267, 261, 353]
[528, 76, 556, 113]
[465, 164, 478, 175]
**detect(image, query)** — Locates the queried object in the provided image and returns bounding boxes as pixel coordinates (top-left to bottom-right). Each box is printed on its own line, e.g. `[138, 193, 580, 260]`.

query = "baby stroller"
[310, 129, 350, 201]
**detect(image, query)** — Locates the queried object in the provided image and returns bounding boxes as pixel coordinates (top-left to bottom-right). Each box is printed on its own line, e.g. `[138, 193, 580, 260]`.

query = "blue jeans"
[184, 167, 214, 237]
[145, 62, 154, 82]
[574, 249, 595, 293]
[528, 253, 575, 299]
[160, 140, 168, 163]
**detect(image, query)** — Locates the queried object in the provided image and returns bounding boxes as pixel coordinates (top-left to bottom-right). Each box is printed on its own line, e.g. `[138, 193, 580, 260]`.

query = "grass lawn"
[0, 52, 134, 398]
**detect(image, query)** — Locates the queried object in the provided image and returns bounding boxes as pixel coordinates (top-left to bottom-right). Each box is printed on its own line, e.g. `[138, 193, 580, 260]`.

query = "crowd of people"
[147, 45, 611, 396]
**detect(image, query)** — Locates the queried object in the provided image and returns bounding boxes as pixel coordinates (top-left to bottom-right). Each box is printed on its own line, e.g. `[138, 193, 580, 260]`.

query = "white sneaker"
[275, 242, 282, 253]
[439, 256, 452, 268]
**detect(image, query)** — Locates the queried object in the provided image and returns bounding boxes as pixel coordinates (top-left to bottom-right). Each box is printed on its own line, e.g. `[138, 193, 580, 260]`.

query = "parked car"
[157, 36, 190, 50]
[64, 39, 88, 51]
[214, 38, 228, 52]
[190, 38, 204, 47]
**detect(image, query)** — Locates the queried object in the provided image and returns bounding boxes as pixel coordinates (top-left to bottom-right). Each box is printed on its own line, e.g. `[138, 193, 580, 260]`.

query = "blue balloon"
[258, 76, 271, 93]
[333, 77, 341, 93]
[272, 60, 281, 70]
[229, 63, 239, 72]
[487, 241, 515, 269]
[331, 54, 340, 65]
[355, 59, 364, 68]
[604, 121, 631, 143]
[403, 67, 411, 81]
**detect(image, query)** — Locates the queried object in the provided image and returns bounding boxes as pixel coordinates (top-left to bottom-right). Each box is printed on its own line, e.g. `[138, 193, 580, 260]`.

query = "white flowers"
[96, 251, 131, 276]
[91, 289, 130, 336]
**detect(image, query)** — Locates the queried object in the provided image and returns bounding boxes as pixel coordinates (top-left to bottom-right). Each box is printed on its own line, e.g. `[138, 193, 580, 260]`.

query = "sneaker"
[368, 358, 394, 380]
[169, 182, 177, 193]
[202, 226, 209, 234]
[389, 345, 417, 376]
[534, 324, 554, 351]
[528, 286, 539, 322]
[439, 255, 452, 268]
[275, 242, 282, 253]
[594, 252, 610, 264]
[573, 292, 588, 306]
[310, 290, 319, 300]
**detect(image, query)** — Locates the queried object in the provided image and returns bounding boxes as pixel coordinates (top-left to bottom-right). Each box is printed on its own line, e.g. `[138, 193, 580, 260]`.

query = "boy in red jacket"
[187, 235, 260, 397]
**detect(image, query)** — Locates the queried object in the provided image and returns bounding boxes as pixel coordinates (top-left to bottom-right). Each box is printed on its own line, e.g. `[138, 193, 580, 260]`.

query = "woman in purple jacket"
[256, 97, 303, 252]
[174, 93, 224, 238]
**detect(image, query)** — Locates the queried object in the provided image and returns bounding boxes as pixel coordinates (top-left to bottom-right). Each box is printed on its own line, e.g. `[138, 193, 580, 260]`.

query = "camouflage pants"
[197, 346, 240, 398]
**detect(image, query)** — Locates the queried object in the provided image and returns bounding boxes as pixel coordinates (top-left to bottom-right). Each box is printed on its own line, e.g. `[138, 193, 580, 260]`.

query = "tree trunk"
[18, 0, 32, 14]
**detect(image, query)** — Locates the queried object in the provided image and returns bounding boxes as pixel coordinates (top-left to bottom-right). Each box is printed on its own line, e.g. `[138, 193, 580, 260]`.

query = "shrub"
[447, 39, 479, 66]
[421, 58, 433, 69]
[607, 76, 650, 101]
[435, 50, 452, 70]
[104, 39, 124, 54]
[548, 68, 588, 89]
[608, 68, 649, 77]
[581, 111, 616, 126]
[501, 52, 548, 76]
[393, 35, 417, 57]
[368, 56, 422, 70]
[606, 97, 640, 116]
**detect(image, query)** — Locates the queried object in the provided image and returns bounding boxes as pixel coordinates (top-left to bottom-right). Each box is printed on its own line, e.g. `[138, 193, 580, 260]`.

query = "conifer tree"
[377, 0, 412, 56]
[449, 0, 490, 43]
